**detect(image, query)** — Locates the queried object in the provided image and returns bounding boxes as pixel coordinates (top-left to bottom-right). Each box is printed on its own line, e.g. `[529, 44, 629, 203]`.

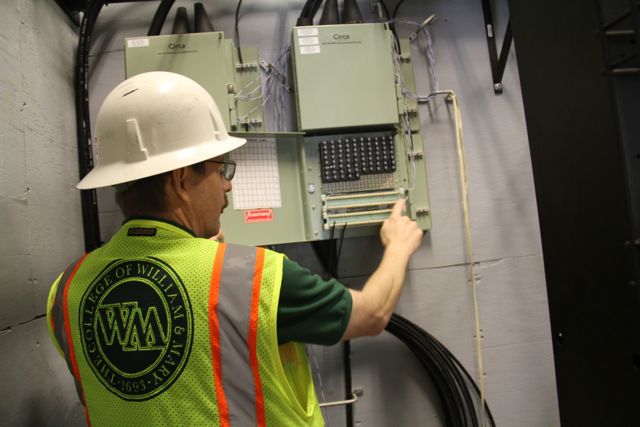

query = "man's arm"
[341, 199, 423, 340]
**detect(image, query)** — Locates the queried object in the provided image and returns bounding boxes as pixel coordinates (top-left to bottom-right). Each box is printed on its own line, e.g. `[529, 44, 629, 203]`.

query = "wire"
[385, 314, 496, 427]
[378, 0, 391, 19]
[391, 18, 439, 95]
[390, 34, 417, 190]
[235, 0, 243, 64]
[449, 91, 488, 427]
[75, 0, 105, 251]
[395, 89, 490, 426]
[310, 0, 323, 22]
[147, 0, 174, 36]
[297, 0, 320, 26]
[262, 46, 291, 131]
[378, 0, 401, 54]
[392, 0, 406, 19]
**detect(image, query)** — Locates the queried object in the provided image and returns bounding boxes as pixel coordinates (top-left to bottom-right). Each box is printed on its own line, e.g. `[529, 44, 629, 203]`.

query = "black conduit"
[171, 6, 191, 34]
[194, 2, 215, 33]
[297, 0, 323, 26]
[148, 0, 175, 36]
[75, 0, 105, 252]
[235, 0, 243, 64]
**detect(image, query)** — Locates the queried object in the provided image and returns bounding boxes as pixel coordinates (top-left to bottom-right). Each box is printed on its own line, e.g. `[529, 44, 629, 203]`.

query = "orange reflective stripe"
[62, 253, 91, 427]
[249, 247, 266, 427]
[209, 244, 230, 427]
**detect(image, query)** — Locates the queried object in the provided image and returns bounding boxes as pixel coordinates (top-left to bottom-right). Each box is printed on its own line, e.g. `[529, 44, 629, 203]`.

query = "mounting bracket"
[481, 0, 513, 94]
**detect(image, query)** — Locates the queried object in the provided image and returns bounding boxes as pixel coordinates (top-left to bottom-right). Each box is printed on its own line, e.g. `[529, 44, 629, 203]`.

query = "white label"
[298, 36, 319, 46]
[300, 45, 321, 55]
[230, 138, 282, 210]
[127, 38, 150, 48]
[296, 27, 318, 37]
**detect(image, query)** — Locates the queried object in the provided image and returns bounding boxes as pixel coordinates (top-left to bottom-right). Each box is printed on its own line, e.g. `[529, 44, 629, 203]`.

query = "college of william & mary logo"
[79, 258, 193, 401]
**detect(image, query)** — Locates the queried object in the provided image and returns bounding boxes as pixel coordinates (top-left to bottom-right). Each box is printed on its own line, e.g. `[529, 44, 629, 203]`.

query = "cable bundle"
[385, 313, 496, 427]
[75, 0, 107, 251]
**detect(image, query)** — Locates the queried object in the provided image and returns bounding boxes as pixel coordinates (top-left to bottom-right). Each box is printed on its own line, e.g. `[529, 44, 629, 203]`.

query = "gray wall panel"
[0, 319, 86, 427]
[0, 0, 83, 423]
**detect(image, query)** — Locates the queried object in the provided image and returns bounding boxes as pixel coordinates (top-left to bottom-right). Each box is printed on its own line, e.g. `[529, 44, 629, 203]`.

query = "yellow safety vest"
[46, 219, 324, 426]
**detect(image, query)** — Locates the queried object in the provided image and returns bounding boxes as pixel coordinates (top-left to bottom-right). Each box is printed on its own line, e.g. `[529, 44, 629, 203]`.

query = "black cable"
[235, 0, 243, 64]
[328, 222, 336, 278]
[309, 0, 324, 22]
[387, 316, 462, 426]
[336, 224, 347, 272]
[404, 316, 477, 426]
[75, 0, 105, 252]
[378, 0, 401, 55]
[385, 314, 497, 427]
[147, 0, 174, 36]
[392, 0, 407, 19]
[390, 316, 462, 425]
[343, 339, 354, 427]
[378, 0, 391, 19]
[312, 225, 495, 426]
[297, 0, 315, 26]
[329, 222, 353, 427]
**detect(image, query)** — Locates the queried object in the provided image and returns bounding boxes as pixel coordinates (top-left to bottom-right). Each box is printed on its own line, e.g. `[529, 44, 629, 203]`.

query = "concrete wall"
[0, 0, 560, 426]
[0, 0, 86, 426]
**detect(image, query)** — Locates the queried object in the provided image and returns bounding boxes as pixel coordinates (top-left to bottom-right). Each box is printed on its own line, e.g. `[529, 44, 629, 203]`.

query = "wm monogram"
[96, 302, 167, 351]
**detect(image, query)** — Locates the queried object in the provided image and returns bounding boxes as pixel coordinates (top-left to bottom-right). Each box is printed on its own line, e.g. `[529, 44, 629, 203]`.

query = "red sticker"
[244, 209, 273, 224]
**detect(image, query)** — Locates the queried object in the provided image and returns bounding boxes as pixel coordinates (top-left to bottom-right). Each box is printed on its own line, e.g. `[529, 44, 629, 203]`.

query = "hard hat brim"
[76, 135, 246, 190]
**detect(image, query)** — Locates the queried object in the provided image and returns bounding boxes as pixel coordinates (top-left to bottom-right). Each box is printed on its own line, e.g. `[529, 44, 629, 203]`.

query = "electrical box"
[219, 35, 431, 246]
[291, 23, 399, 132]
[124, 32, 264, 132]
[123, 29, 431, 246]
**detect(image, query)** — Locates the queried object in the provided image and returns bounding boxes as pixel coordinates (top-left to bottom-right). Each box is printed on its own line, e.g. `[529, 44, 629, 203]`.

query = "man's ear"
[167, 167, 190, 203]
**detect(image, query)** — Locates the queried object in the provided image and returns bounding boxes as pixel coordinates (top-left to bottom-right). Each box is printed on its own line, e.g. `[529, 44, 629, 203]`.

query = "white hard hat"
[77, 71, 246, 189]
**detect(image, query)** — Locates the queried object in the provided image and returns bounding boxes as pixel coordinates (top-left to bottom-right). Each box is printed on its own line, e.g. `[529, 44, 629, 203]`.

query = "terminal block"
[319, 134, 396, 183]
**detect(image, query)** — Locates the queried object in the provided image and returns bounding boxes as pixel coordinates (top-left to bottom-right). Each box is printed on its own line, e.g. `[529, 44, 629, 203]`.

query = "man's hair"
[115, 161, 207, 217]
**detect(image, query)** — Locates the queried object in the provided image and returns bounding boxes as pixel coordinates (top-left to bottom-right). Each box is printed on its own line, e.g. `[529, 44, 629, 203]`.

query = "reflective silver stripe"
[50, 256, 86, 402]
[217, 244, 259, 425]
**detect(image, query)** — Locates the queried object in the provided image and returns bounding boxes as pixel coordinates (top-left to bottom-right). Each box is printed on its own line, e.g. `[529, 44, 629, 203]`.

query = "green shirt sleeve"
[277, 258, 352, 346]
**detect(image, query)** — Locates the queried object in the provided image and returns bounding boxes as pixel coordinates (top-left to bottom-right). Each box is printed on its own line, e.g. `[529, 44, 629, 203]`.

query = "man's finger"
[390, 198, 405, 218]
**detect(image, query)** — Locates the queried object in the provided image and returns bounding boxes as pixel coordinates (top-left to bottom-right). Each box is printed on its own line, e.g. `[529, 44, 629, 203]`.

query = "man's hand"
[380, 199, 423, 256]
[342, 199, 423, 340]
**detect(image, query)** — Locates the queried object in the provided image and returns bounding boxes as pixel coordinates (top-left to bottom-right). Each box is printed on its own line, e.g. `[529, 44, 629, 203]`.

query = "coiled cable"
[385, 313, 496, 427]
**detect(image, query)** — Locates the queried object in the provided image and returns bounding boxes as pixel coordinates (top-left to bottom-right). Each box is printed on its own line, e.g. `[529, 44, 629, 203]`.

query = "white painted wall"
[0, 0, 559, 426]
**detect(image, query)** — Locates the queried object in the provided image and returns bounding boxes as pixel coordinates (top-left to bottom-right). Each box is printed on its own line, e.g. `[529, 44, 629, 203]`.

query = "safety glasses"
[206, 160, 236, 181]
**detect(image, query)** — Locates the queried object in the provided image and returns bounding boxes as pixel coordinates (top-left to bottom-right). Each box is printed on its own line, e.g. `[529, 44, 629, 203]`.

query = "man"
[47, 71, 422, 426]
